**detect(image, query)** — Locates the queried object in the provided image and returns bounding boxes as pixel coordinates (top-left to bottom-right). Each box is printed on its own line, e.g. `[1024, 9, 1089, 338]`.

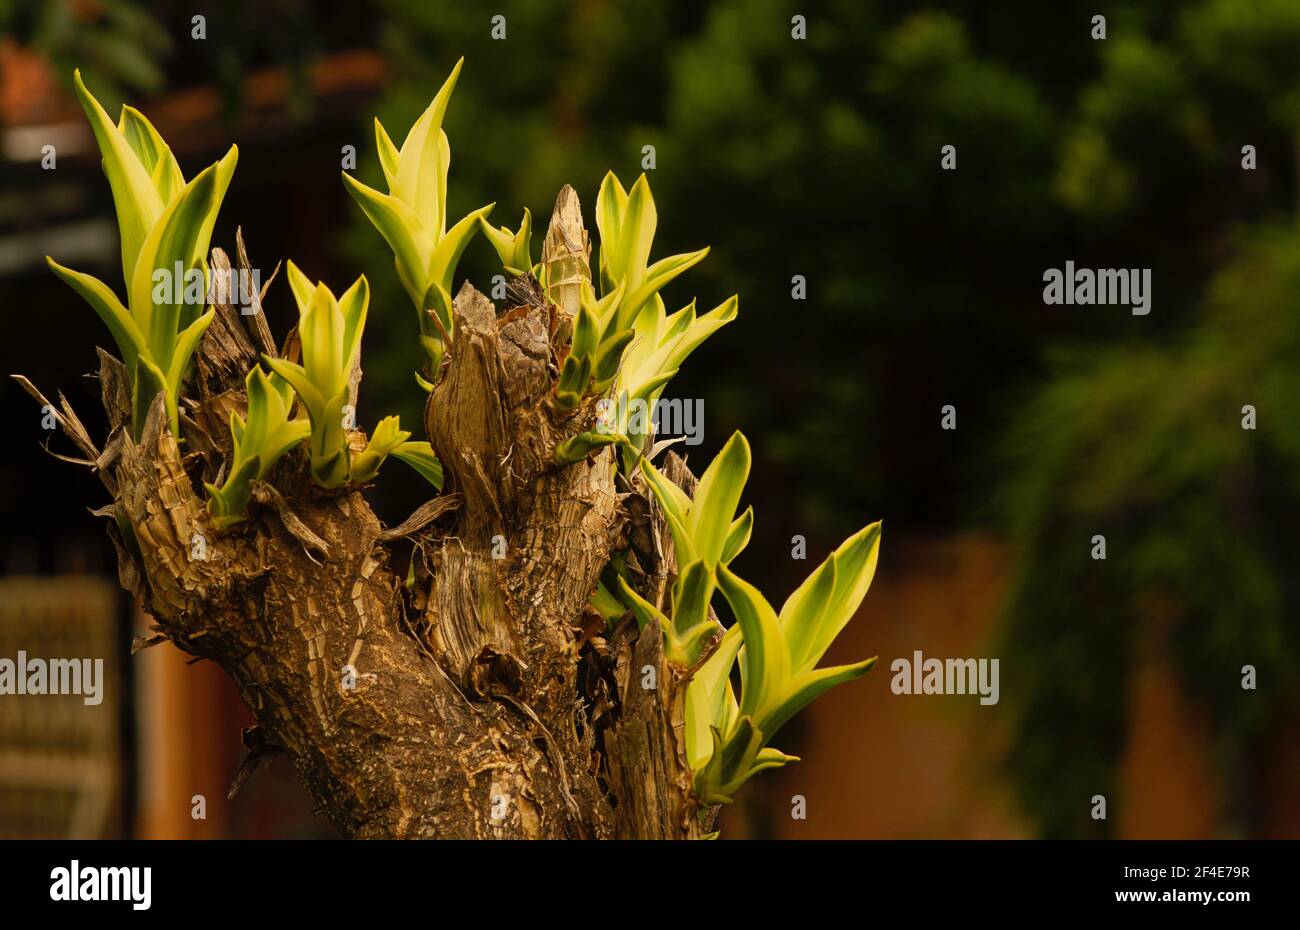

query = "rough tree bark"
[19, 187, 717, 839]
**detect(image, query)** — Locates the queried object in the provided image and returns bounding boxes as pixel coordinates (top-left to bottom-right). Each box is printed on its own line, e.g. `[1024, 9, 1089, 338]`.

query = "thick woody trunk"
[23, 188, 714, 838]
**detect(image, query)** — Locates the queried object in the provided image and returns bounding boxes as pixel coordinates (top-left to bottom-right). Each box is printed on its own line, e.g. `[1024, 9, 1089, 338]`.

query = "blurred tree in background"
[0, 0, 171, 106]
[999, 0, 1300, 837]
[1001, 227, 1300, 837]
[349, 0, 1081, 543]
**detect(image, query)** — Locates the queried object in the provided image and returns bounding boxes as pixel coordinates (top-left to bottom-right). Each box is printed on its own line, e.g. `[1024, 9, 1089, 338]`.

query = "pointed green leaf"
[716, 563, 790, 723]
[692, 726, 733, 804]
[816, 522, 882, 655]
[163, 308, 214, 395]
[555, 353, 592, 410]
[592, 329, 635, 385]
[746, 746, 800, 777]
[284, 260, 317, 312]
[613, 173, 656, 293]
[595, 171, 628, 292]
[238, 366, 308, 478]
[118, 105, 184, 204]
[618, 247, 709, 332]
[639, 457, 696, 563]
[685, 623, 743, 767]
[670, 559, 716, 664]
[685, 674, 717, 771]
[263, 356, 326, 422]
[337, 275, 369, 378]
[615, 575, 669, 634]
[581, 277, 626, 330]
[205, 454, 261, 528]
[625, 295, 736, 398]
[759, 658, 877, 742]
[132, 357, 169, 438]
[374, 118, 400, 190]
[350, 414, 410, 484]
[661, 299, 697, 343]
[721, 506, 753, 564]
[660, 294, 737, 374]
[785, 522, 883, 674]
[259, 420, 309, 476]
[73, 70, 162, 284]
[129, 147, 238, 369]
[570, 304, 599, 360]
[342, 172, 434, 305]
[229, 410, 245, 453]
[688, 431, 751, 566]
[309, 391, 350, 488]
[394, 58, 463, 233]
[46, 258, 146, 372]
[779, 552, 839, 675]
[299, 285, 346, 398]
[479, 208, 532, 274]
[243, 365, 275, 453]
[716, 715, 764, 793]
[427, 203, 494, 296]
[555, 429, 624, 465]
[390, 441, 444, 489]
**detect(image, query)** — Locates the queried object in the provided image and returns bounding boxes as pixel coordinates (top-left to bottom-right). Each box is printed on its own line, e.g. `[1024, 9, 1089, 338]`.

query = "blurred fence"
[0, 575, 121, 838]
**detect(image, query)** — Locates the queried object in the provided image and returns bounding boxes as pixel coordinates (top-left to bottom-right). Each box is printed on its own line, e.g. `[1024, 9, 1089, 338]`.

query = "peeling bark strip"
[22, 193, 719, 838]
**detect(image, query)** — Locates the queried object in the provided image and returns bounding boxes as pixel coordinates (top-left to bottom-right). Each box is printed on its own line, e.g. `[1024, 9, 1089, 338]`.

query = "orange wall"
[722, 534, 1295, 839]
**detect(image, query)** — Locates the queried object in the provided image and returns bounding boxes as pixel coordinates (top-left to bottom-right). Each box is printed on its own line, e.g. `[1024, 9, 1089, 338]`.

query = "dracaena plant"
[489, 171, 735, 466]
[593, 171, 709, 331]
[554, 292, 738, 466]
[261, 262, 441, 491]
[486, 152, 877, 811]
[29, 57, 883, 838]
[693, 527, 881, 803]
[606, 291, 737, 467]
[46, 71, 237, 438]
[613, 431, 753, 664]
[553, 280, 634, 411]
[480, 207, 535, 278]
[205, 367, 310, 528]
[619, 431, 881, 804]
[343, 57, 493, 381]
[576, 172, 733, 466]
[263, 264, 368, 487]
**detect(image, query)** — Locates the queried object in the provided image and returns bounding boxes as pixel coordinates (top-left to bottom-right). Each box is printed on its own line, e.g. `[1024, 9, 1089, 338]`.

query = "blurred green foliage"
[1000, 227, 1300, 836]
[999, 0, 1300, 837]
[1, 0, 171, 108]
